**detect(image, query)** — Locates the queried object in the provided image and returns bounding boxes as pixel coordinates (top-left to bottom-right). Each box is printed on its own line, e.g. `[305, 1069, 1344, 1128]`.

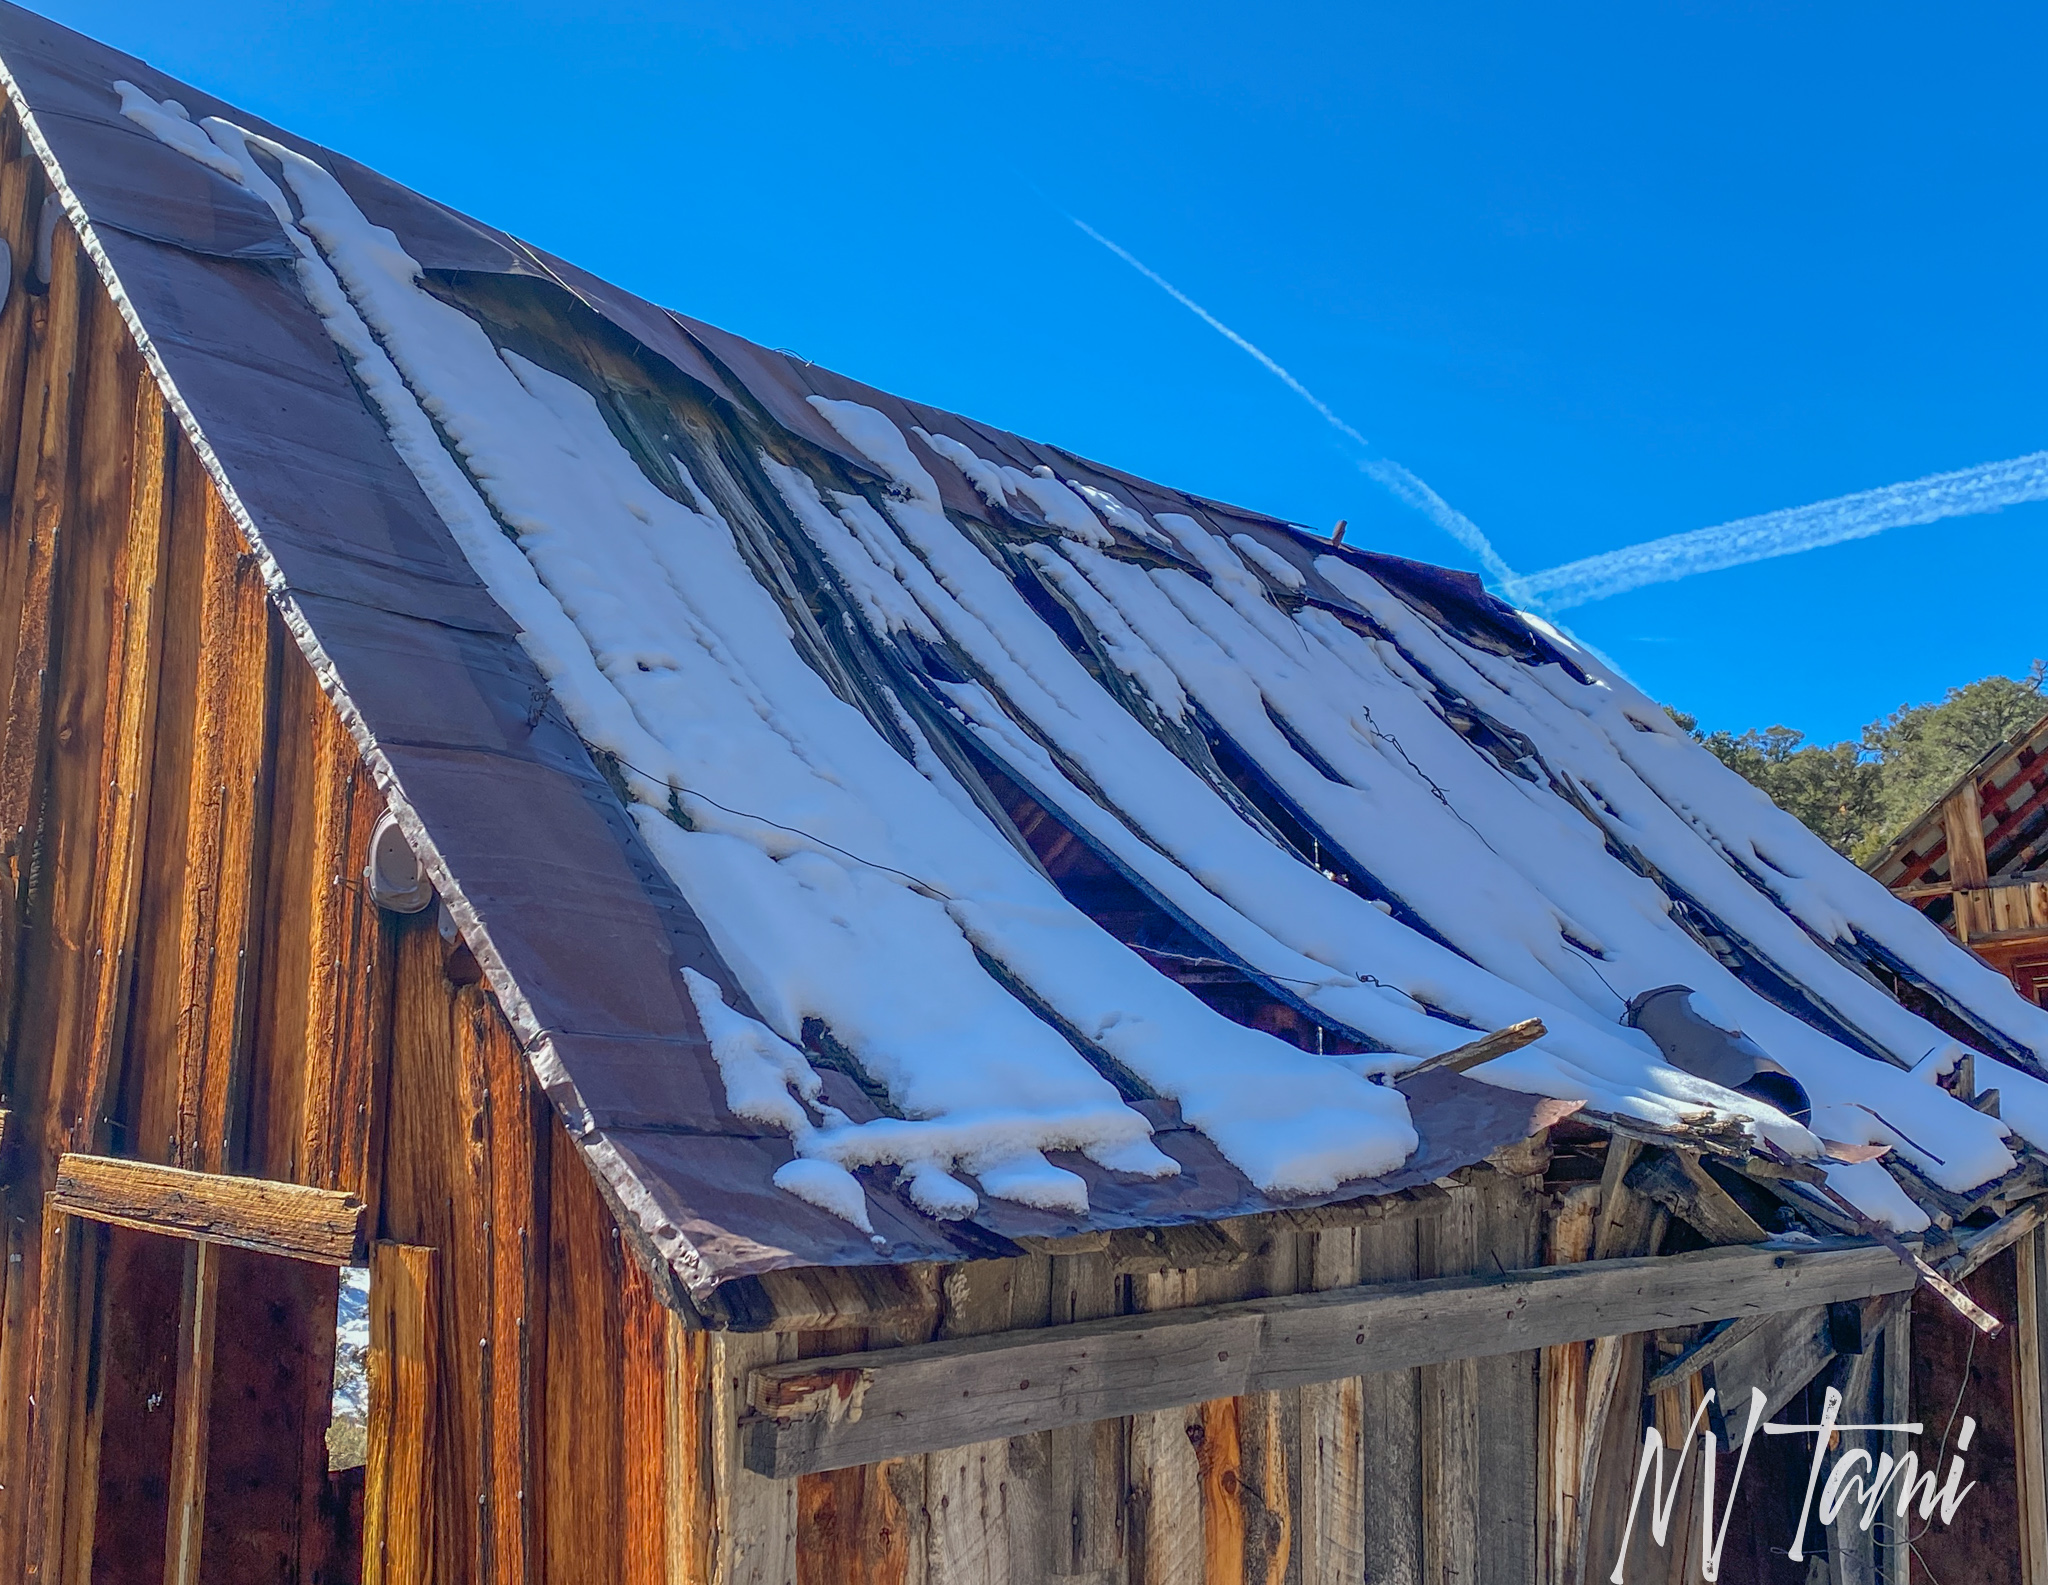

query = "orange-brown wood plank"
[21, 280, 159, 1180]
[665, 1324, 716, 1585]
[171, 484, 278, 1172]
[0, 218, 87, 1101]
[304, 710, 391, 1199]
[117, 430, 206, 1169]
[244, 637, 320, 1183]
[478, 989, 544, 1585]
[0, 213, 88, 1585]
[620, 1243, 668, 1585]
[71, 357, 172, 1156]
[0, 136, 46, 516]
[383, 924, 489, 1583]
[364, 1241, 440, 1585]
[542, 1113, 624, 1585]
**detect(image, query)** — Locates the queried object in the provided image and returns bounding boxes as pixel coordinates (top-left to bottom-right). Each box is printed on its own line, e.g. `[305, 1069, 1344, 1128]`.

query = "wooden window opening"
[30, 1156, 397, 1584]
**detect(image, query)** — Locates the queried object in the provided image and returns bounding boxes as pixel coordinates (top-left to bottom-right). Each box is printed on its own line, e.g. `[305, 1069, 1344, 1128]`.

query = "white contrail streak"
[1509, 451, 2048, 611]
[1069, 217, 1521, 587]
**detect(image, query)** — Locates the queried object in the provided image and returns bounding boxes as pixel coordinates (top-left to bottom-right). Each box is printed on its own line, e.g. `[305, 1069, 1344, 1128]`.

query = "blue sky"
[39, 0, 2048, 742]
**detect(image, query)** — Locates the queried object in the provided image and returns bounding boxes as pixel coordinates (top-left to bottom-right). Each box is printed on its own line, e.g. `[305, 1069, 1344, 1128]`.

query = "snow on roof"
[15, 5, 2048, 1289]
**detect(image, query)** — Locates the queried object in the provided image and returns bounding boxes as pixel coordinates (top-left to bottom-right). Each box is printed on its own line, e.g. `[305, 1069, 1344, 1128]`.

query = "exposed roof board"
[7, 3, 2048, 1303]
[1868, 710, 2048, 897]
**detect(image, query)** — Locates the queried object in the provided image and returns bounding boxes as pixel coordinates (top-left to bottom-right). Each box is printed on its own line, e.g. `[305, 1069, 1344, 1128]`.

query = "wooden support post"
[363, 1242, 438, 1585]
[1050, 1252, 1124, 1579]
[1878, 1291, 1912, 1585]
[713, 1329, 799, 1585]
[926, 1255, 1054, 1585]
[1824, 1292, 1906, 1585]
[1420, 1184, 1480, 1585]
[1569, 1139, 1660, 1585]
[1944, 781, 1991, 895]
[24, 1206, 94, 1585]
[2016, 1228, 2048, 1585]
[162, 1238, 219, 1585]
[1298, 1224, 1366, 1585]
[1542, 1184, 1600, 1585]
[1356, 1217, 1425, 1584]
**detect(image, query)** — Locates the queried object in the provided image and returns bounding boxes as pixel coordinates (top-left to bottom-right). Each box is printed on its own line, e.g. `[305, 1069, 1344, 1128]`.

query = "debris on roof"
[25, 49, 2047, 1288]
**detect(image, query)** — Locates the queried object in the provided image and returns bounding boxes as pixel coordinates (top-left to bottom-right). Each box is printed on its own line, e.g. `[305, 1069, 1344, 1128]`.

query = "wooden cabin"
[1871, 711, 2048, 1008]
[1, 7, 2047, 1584]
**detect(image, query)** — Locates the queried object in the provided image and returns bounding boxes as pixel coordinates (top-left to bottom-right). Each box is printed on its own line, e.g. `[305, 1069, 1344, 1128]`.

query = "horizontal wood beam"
[50, 1153, 366, 1264]
[742, 1237, 1916, 1477]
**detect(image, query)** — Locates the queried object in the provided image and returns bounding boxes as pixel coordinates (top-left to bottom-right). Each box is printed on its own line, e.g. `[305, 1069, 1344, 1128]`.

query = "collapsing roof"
[8, 3, 2048, 1303]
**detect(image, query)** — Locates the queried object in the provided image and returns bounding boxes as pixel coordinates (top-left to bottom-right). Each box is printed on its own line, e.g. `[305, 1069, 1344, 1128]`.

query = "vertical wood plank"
[1877, 1295, 1911, 1585]
[121, 433, 206, 1170]
[2016, 1229, 2048, 1585]
[0, 217, 84, 1062]
[171, 487, 276, 1173]
[1420, 1186, 1480, 1585]
[364, 1241, 439, 1585]
[666, 1322, 716, 1585]
[1475, 1171, 1541, 1585]
[25, 1212, 99, 1585]
[1195, 1398, 1247, 1585]
[1541, 1184, 1600, 1585]
[0, 144, 65, 1576]
[27, 286, 146, 1173]
[1298, 1226, 1364, 1585]
[926, 1257, 1053, 1585]
[1050, 1252, 1123, 1580]
[302, 711, 390, 1200]
[162, 1238, 220, 1585]
[382, 926, 488, 1582]
[1129, 1401, 1203, 1585]
[1569, 1142, 1663, 1585]
[712, 1327, 798, 1585]
[1944, 782, 1990, 892]
[72, 363, 170, 1157]
[542, 1117, 624, 1585]
[1358, 1217, 1424, 1585]
[481, 986, 540, 1585]
[621, 1249, 669, 1585]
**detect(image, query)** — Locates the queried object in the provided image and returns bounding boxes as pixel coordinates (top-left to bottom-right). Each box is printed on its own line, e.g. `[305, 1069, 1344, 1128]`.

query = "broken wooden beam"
[49, 1152, 366, 1263]
[1394, 1018, 1546, 1084]
[1627, 1149, 1768, 1246]
[742, 1235, 1917, 1477]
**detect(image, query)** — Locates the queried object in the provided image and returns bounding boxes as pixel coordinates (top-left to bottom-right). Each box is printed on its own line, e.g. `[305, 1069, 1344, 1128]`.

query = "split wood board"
[49, 1152, 365, 1264]
[745, 1237, 1917, 1477]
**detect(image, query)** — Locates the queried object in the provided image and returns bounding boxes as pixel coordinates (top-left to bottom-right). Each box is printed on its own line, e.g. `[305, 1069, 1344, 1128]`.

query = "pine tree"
[1671, 662, 2047, 862]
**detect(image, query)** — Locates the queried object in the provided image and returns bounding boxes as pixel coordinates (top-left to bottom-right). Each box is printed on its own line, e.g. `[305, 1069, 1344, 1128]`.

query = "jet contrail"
[1509, 450, 2048, 611]
[1069, 217, 1521, 587]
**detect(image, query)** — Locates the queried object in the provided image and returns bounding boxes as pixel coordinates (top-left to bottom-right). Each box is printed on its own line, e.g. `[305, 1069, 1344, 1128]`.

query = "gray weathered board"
[745, 1237, 1916, 1476]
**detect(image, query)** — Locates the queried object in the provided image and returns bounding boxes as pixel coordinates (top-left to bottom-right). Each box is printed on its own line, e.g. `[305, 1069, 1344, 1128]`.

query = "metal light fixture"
[364, 810, 435, 913]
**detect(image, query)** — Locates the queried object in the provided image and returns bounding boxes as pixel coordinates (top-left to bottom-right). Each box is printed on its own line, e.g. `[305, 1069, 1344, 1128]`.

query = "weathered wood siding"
[0, 95, 2009, 1585]
[0, 99, 669, 1585]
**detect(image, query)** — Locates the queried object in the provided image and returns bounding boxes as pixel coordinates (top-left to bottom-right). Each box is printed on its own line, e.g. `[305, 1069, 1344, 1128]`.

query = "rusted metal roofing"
[5, 2, 2045, 1307]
